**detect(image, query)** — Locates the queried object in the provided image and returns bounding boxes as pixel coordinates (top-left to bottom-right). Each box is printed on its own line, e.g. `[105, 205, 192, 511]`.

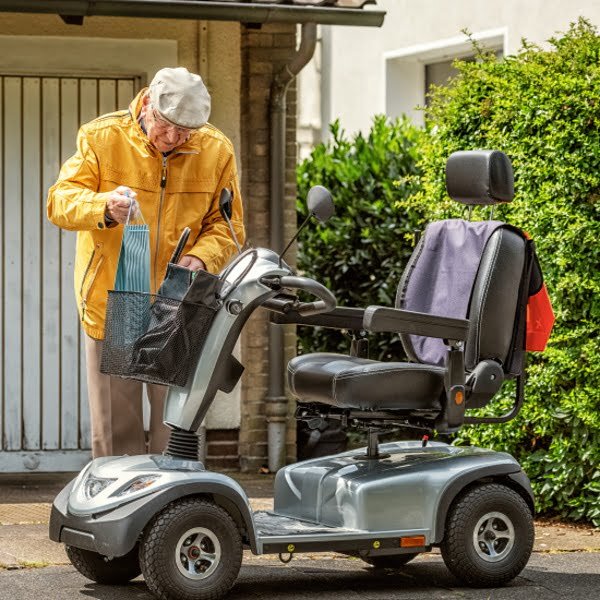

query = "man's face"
[141, 95, 194, 153]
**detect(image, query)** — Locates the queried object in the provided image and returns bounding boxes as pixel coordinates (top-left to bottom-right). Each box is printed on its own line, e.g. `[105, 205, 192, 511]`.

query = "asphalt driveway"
[1, 551, 598, 600]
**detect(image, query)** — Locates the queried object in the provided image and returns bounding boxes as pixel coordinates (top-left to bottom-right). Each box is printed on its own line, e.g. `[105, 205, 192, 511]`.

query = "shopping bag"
[112, 202, 150, 345]
[114, 201, 150, 293]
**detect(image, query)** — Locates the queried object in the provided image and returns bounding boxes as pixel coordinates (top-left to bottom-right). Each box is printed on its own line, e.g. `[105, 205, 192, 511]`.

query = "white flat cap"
[149, 67, 211, 129]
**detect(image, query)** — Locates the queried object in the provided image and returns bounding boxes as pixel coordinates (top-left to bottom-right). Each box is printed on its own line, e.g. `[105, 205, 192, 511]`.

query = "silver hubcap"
[472, 511, 515, 563]
[175, 527, 221, 580]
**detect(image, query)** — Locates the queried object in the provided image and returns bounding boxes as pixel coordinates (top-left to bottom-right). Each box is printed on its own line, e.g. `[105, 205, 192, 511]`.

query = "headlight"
[116, 475, 161, 497]
[83, 476, 116, 500]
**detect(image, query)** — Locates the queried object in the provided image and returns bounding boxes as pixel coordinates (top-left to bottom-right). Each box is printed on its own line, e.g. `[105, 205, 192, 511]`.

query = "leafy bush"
[296, 116, 424, 360]
[419, 19, 600, 526]
[296, 20, 600, 525]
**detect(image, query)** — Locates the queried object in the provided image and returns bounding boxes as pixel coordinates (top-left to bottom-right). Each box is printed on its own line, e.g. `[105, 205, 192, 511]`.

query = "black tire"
[66, 544, 141, 584]
[139, 497, 242, 600]
[361, 553, 419, 569]
[440, 483, 534, 587]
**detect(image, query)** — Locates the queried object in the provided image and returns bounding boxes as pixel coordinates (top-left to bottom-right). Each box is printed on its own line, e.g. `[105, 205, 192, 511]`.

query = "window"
[424, 49, 503, 105]
[384, 30, 506, 125]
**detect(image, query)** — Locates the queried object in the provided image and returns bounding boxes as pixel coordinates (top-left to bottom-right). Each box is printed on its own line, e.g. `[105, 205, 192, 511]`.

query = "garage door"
[0, 74, 141, 472]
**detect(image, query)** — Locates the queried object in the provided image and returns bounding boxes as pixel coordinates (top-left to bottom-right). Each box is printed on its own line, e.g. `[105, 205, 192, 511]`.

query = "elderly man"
[47, 67, 245, 458]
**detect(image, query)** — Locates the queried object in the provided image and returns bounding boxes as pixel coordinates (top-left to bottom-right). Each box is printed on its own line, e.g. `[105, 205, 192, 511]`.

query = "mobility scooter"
[50, 150, 543, 599]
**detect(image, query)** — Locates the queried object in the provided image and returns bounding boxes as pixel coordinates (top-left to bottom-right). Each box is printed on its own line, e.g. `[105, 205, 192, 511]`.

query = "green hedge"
[296, 116, 425, 361]
[420, 19, 600, 526]
[296, 20, 600, 526]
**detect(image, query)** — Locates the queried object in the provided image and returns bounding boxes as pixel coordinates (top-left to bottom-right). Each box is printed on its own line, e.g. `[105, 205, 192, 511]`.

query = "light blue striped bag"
[114, 201, 150, 293]
[111, 201, 151, 348]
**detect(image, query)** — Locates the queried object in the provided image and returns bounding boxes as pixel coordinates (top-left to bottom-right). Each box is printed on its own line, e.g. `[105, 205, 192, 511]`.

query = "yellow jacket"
[47, 90, 245, 340]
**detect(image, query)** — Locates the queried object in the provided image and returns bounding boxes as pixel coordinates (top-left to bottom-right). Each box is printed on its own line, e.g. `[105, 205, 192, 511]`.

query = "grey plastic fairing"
[163, 248, 292, 432]
[50, 455, 258, 555]
[432, 464, 533, 544]
[508, 470, 535, 511]
[445, 150, 514, 205]
[52, 447, 531, 557]
[465, 227, 525, 372]
[272, 441, 522, 547]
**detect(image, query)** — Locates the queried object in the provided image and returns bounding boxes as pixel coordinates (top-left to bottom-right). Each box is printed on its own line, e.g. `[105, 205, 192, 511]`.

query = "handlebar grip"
[279, 275, 336, 316]
[170, 227, 191, 264]
[262, 295, 295, 314]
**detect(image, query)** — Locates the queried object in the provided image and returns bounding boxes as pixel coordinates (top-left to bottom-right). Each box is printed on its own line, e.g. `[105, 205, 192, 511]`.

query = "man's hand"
[105, 186, 139, 224]
[178, 255, 206, 272]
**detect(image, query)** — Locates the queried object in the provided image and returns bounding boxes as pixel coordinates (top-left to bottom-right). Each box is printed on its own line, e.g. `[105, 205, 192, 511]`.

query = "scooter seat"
[288, 352, 445, 411]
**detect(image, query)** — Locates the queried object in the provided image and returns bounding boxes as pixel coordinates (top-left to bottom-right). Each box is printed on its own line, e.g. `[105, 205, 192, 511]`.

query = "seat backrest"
[396, 151, 531, 376]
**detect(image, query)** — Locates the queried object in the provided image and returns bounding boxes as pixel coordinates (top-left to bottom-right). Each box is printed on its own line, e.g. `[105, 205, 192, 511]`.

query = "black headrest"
[446, 150, 514, 205]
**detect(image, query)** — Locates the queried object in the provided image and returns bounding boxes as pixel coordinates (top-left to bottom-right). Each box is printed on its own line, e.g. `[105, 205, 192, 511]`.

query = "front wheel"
[66, 544, 141, 584]
[140, 497, 242, 600]
[440, 483, 534, 587]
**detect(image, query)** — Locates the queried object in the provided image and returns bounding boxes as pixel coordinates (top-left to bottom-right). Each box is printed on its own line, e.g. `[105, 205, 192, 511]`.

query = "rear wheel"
[361, 553, 419, 569]
[440, 483, 534, 587]
[140, 498, 242, 600]
[66, 544, 141, 584]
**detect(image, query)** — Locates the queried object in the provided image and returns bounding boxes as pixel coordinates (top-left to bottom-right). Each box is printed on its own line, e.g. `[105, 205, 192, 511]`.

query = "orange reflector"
[400, 535, 426, 548]
[454, 390, 464, 405]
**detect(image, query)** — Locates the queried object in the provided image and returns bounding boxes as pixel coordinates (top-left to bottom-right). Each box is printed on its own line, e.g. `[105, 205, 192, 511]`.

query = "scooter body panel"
[272, 441, 527, 545]
[50, 442, 531, 558]
[49, 454, 257, 556]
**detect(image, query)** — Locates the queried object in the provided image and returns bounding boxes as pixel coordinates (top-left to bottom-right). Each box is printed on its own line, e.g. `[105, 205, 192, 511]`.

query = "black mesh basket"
[100, 271, 222, 387]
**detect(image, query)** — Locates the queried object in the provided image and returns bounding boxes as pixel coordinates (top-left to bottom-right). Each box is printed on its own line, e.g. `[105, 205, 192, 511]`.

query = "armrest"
[270, 306, 365, 330]
[363, 306, 469, 342]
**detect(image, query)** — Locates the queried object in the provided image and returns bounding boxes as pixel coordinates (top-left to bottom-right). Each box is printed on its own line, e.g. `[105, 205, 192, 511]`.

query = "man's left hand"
[178, 255, 206, 271]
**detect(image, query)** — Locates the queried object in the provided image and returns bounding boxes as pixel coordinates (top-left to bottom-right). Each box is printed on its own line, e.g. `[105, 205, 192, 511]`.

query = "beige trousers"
[84, 334, 171, 458]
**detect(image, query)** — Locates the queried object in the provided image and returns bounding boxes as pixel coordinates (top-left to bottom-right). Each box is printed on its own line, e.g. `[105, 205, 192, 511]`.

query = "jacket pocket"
[163, 184, 215, 253]
[80, 243, 105, 320]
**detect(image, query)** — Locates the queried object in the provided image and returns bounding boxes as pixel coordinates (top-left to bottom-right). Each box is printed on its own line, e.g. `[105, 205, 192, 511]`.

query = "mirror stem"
[224, 212, 243, 254]
[279, 212, 312, 267]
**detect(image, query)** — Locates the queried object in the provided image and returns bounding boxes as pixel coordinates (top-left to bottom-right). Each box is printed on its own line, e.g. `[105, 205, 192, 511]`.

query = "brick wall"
[205, 429, 240, 471]
[238, 23, 299, 472]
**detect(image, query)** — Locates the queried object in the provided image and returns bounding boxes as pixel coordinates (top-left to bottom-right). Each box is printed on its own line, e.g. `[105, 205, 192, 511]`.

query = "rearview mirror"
[307, 185, 334, 223]
[218, 188, 242, 254]
[219, 188, 233, 220]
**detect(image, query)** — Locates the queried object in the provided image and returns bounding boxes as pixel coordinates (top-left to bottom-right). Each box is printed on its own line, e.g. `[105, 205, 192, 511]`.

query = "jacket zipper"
[80, 250, 104, 321]
[151, 149, 199, 291]
[153, 154, 168, 292]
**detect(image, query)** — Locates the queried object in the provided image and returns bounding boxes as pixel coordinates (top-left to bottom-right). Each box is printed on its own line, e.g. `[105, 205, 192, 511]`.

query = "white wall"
[299, 0, 600, 138]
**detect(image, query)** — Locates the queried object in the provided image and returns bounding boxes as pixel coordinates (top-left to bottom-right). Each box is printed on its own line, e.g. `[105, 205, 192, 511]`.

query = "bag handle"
[124, 192, 146, 226]
[170, 227, 191, 264]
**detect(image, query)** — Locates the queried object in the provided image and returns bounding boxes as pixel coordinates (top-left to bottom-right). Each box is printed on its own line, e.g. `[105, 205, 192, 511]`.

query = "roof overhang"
[0, 1, 386, 27]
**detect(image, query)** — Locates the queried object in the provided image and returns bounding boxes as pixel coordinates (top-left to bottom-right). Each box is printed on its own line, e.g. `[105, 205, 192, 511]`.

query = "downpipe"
[267, 23, 318, 472]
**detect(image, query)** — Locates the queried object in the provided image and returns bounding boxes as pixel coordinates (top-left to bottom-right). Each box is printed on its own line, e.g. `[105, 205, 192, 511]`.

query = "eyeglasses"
[151, 107, 196, 137]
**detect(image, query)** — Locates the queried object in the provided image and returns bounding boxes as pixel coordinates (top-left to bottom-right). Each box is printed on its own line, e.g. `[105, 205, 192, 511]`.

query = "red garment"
[526, 283, 554, 351]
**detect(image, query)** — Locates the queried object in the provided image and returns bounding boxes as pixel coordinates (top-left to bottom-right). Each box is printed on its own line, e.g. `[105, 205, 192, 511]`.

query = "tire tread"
[440, 483, 533, 587]
[139, 497, 242, 600]
[66, 544, 140, 584]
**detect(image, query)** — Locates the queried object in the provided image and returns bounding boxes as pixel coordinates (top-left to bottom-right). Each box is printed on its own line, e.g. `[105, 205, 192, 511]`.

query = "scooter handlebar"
[275, 275, 337, 316]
